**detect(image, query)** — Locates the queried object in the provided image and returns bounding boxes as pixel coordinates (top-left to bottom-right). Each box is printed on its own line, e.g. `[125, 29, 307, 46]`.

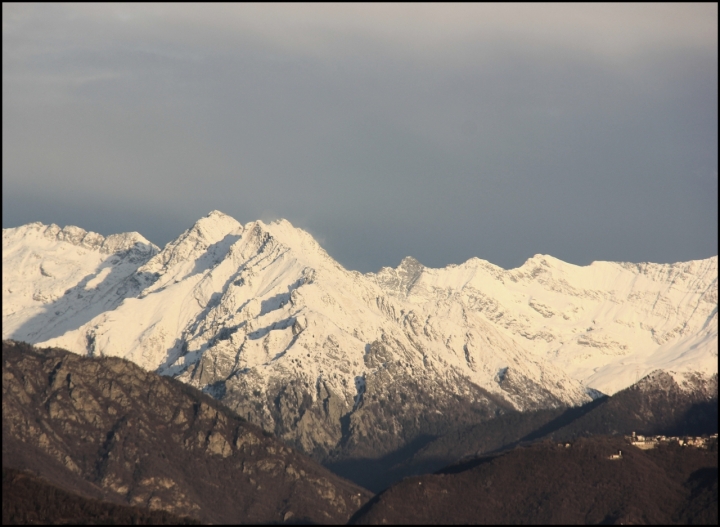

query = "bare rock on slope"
[2, 340, 371, 524]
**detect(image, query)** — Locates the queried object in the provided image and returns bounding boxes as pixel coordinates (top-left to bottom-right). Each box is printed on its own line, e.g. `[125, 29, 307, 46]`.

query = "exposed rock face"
[218, 335, 516, 465]
[2, 340, 371, 524]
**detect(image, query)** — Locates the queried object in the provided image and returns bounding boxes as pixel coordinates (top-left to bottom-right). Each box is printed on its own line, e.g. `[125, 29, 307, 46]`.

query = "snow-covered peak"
[258, 218, 344, 273]
[2, 221, 158, 255]
[177, 210, 244, 246]
[361, 247, 717, 394]
[519, 253, 567, 267]
[2, 222, 159, 344]
[195, 210, 242, 234]
[139, 211, 243, 279]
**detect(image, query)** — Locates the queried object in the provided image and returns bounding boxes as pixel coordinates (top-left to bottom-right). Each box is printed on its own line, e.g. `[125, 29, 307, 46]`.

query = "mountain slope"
[3, 467, 199, 525]
[3, 211, 716, 469]
[2, 340, 371, 524]
[370, 253, 718, 395]
[349, 436, 718, 525]
[385, 369, 718, 488]
[2, 222, 158, 344]
[542, 370, 719, 442]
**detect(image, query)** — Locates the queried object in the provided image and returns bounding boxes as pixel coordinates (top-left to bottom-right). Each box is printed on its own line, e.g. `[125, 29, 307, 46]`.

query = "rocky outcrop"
[2, 340, 371, 524]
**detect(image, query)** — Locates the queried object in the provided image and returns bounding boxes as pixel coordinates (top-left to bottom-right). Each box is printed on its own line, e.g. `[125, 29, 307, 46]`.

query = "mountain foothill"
[2, 212, 717, 523]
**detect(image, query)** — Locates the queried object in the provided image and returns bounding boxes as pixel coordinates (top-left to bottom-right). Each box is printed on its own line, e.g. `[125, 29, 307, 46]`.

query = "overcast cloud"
[3, 3, 717, 272]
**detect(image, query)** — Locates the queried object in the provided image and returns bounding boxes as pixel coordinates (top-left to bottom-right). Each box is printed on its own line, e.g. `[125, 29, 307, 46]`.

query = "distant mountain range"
[3, 211, 717, 472]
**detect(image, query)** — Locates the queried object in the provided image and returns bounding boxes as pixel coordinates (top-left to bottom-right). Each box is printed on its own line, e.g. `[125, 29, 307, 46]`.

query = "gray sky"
[3, 3, 717, 272]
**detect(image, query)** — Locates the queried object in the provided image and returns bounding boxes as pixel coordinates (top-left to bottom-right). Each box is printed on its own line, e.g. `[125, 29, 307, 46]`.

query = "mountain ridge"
[2, 340, 371, 524]
[3, 211, 716, 468]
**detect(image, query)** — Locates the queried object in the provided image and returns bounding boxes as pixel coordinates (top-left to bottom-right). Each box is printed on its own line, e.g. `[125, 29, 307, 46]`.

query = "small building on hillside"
[631, 440, 656, 450]
[628, 431, 657, 449]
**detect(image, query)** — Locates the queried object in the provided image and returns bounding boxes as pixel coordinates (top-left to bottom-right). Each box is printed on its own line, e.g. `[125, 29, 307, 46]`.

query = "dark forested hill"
[350, 436, 718, 525]
[541, 371, 718, 442]
[3, 467, 200, 525]
[2, 340, 371, 524]
[370, 370, 718, 492]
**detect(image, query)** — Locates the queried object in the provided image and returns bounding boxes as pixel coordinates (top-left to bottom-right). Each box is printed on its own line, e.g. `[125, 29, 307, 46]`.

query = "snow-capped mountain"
[3, 211, 717, 461]
[2, 222, 158, 344]
[369, 252, 718, 396]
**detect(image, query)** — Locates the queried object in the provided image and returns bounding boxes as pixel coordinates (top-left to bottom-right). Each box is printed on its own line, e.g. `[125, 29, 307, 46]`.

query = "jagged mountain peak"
[192, 210, 242, 235]
[367, 256, 427, 297]
[521, 253, 556, 266]
[206, 209, 234, 218]
[513, 253, 579, 275]
[255, 218, 341, 271]
[177, 210, 244, 244]
[399, 255, 424, 268]
[140, 211, 244, 278]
